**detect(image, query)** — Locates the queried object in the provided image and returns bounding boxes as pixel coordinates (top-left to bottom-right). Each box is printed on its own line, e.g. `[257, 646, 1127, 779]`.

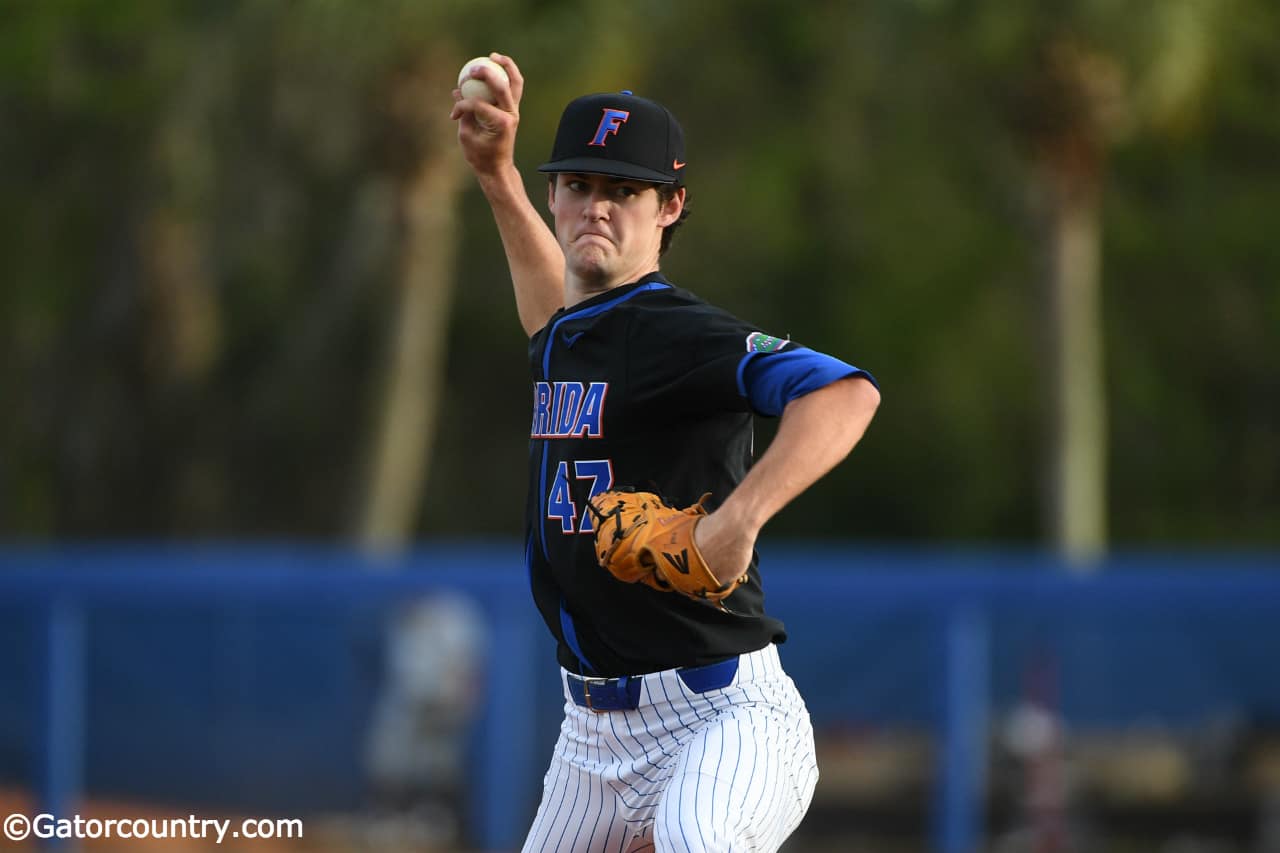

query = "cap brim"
[537, 157, 680, 184]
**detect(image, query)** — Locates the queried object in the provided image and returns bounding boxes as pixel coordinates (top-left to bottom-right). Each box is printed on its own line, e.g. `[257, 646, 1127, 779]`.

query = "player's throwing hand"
[450, 52, 523, 177]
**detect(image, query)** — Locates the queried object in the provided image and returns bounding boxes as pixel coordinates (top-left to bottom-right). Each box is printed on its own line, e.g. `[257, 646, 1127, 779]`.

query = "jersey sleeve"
[738, 349, 878, 417]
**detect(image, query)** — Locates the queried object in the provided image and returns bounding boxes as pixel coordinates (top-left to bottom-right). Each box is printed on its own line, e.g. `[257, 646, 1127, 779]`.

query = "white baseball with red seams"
[457, 56, 507, 104]
[520, 644, 818, 853]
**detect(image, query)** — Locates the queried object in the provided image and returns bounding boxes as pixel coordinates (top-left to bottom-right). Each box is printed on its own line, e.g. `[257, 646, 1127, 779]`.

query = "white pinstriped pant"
[521, 644, 819, 853]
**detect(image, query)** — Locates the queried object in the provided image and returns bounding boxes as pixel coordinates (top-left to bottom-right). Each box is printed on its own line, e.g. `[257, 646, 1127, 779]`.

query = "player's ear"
[546, 176, 557, 211]
[657, 187, 684, 227]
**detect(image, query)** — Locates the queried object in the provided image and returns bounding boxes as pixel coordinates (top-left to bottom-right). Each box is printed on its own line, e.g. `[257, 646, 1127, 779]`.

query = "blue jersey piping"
[534, 280, 671, 675]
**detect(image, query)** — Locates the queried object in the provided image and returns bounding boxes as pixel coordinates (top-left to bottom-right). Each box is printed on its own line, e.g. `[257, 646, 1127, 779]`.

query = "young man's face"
[548, 173, 683, 288]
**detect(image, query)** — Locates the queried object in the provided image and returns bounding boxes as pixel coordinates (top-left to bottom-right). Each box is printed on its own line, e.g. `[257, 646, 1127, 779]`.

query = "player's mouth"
[574, 230, 613, 245]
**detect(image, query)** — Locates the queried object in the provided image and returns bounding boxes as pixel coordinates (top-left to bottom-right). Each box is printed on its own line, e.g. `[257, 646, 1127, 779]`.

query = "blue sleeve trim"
[738, 349, 878, 417]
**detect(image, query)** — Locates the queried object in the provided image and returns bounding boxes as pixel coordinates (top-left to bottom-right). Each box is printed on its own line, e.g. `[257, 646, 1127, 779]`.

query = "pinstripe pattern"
[521, 645, 818, 853]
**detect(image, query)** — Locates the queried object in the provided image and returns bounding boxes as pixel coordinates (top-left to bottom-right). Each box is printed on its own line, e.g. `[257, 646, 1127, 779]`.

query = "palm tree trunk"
[358, 55, 465, 551]
[1041, 163, 1108, 568]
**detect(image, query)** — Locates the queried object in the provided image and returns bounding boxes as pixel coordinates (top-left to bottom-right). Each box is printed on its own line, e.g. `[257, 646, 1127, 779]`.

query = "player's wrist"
[708, 498, 766, 543]
[475, 162, 523, 199]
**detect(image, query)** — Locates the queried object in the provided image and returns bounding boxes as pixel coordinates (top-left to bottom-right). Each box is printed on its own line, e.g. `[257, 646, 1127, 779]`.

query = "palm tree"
[358, 48, 467, 550]
[996, 1, 1222, 566]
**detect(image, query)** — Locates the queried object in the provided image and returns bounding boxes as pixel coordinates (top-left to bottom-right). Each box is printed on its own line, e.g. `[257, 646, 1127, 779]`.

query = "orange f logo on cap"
[589, 108, 630, 147]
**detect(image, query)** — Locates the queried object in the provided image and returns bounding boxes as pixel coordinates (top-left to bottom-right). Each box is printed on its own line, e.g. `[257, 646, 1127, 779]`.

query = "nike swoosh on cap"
[673, 159, 686, 169]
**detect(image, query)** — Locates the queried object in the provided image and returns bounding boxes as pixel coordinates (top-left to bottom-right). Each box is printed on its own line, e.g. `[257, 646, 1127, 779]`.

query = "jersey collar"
[555, 272, 672, 319]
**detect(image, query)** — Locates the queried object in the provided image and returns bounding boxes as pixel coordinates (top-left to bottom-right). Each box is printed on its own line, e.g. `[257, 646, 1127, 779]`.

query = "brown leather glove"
[588, 490, 747, 607]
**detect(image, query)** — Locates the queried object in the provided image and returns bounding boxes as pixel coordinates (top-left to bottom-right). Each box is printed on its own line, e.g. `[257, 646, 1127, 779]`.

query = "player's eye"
[567, 180, 588, 193]
[613, 186, 638, 199]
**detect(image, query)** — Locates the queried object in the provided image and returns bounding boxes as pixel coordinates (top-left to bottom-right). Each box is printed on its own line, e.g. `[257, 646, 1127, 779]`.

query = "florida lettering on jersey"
[532, 381, 608, 439]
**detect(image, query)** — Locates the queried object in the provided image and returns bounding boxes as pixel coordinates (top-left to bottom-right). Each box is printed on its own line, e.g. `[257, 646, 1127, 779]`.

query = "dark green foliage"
[2, 1, 1276, 546]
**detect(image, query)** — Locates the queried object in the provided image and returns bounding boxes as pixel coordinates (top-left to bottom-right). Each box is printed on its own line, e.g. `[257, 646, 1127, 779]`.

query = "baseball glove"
[587, 489, 747, 608]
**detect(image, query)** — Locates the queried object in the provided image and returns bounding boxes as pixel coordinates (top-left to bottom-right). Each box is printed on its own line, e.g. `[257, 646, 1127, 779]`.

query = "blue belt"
[566, 656, 740, 712]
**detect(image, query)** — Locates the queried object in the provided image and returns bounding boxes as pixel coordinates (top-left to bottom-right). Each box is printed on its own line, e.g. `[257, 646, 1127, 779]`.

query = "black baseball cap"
[538, 90, 686, 186]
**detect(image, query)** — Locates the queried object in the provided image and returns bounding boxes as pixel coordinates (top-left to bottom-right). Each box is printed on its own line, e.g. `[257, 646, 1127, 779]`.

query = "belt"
[566, 656, 740, 712]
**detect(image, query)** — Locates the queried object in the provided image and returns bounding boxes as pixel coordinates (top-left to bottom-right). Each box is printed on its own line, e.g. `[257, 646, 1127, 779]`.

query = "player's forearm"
[721, 375, 880, 534]
[477, 164, 565, 336]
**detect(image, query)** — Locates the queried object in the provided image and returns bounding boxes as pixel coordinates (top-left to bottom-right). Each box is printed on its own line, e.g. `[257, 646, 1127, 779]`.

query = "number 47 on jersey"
[547, 459, 613, 534]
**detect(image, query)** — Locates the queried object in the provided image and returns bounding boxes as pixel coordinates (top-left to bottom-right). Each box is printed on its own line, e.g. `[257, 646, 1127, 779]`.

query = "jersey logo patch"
[745, 332, 789, 353]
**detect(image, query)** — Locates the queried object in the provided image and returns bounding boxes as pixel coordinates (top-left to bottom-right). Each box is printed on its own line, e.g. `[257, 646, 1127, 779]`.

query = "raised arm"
[450, 53, 564, 337]
[694, 375, 881, 581]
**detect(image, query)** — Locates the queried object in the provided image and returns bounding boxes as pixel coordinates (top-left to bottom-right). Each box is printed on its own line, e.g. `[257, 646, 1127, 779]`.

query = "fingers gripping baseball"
[588, 491, 748, 606]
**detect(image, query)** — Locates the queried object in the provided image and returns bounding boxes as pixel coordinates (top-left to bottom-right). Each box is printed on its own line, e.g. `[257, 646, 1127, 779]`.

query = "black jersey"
[525, 272, 795, 677]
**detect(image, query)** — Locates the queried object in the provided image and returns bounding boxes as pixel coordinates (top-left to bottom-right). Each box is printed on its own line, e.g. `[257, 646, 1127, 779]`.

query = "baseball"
[458, 56, 508, 104]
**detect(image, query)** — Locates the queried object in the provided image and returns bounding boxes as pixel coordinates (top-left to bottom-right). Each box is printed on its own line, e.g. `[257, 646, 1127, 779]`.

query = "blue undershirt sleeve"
[736, 349, 879, 417]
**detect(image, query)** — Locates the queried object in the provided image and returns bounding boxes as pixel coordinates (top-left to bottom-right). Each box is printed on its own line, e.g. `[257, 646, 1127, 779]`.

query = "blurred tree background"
[2, 0, 1276, 549]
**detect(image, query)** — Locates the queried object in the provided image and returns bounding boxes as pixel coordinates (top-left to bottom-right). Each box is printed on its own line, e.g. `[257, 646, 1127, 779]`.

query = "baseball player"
[451, 53, 880, 853]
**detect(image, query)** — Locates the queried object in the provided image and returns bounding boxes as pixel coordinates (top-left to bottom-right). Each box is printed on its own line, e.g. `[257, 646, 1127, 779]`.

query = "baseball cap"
[538, 90, 686, 186]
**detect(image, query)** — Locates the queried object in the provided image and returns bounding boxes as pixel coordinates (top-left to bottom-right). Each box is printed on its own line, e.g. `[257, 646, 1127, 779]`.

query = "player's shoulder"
[640, 279, 807, 361]
[631, 275, 749, 330]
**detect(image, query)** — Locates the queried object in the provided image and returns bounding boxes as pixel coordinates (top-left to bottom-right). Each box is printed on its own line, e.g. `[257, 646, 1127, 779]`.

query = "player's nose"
[582, 194, 611, 219]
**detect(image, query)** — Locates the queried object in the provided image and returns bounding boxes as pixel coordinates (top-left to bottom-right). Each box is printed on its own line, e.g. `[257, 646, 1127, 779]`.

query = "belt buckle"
[582, 677, 611, 713]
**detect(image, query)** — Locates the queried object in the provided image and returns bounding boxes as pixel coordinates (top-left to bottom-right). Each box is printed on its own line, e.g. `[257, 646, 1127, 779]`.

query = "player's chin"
[568, 248, 612, 278]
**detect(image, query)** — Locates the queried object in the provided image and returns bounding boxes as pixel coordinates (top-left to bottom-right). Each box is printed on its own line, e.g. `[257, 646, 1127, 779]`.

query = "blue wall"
[1, 545, 1278, 850]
